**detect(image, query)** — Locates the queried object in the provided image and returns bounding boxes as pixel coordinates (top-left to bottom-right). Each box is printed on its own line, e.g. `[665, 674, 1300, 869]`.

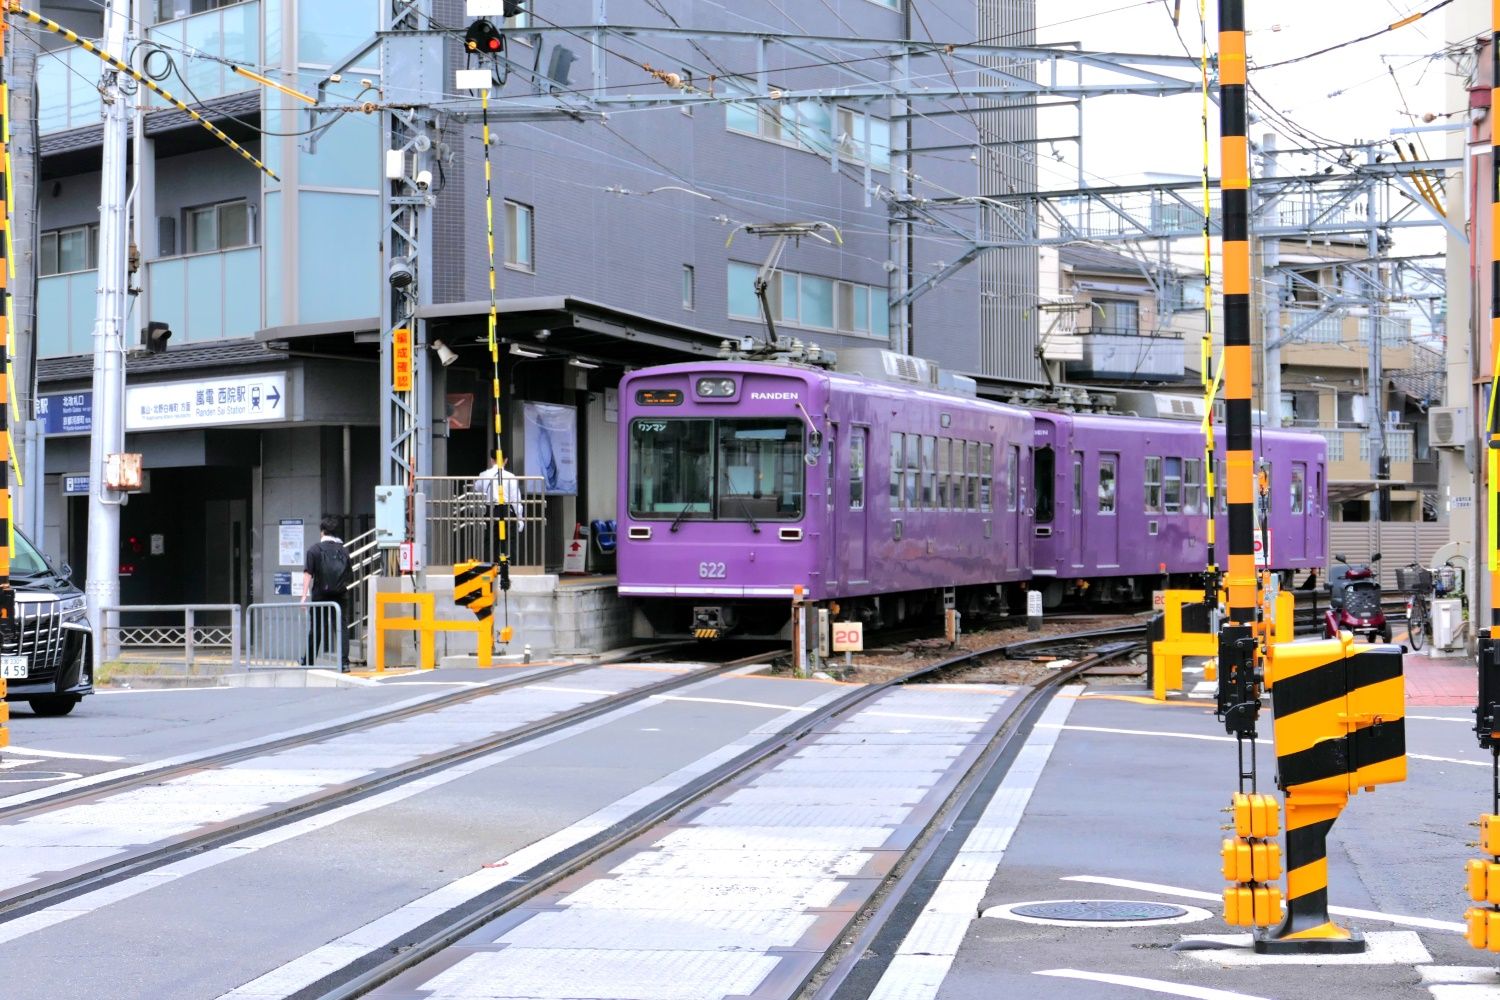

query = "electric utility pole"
[85, 0, 132, 669]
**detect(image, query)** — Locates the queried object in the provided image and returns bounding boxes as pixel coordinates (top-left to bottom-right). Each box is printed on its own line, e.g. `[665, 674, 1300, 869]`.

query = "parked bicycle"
[1397, 562, 1432, 651]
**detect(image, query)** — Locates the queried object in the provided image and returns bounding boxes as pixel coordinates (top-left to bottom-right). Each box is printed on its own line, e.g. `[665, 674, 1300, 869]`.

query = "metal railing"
[418, 475, 547, 569]
[247, 602, 344, 670]
[99, 604, 242, 671]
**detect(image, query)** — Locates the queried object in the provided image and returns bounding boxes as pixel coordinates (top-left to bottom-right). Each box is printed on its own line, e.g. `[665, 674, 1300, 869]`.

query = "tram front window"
[628, 417, 805, 522]
[717, 419, 804, 521]
[630, 419, 714, 519]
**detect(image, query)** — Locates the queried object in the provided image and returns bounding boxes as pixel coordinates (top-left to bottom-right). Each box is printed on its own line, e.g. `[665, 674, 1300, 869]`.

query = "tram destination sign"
[127, 373, 288, 430]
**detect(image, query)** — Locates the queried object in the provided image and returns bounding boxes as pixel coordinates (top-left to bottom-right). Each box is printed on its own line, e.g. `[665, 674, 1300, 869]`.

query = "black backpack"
[314, 541, 352, 595]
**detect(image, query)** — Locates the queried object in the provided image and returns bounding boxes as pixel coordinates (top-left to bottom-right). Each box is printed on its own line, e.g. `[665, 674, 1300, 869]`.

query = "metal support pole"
[84, 0, 132, 674]
[1261, 134, 1282, 431]
[0, 5, 13, 644]
[1369, 145, 1388, 523]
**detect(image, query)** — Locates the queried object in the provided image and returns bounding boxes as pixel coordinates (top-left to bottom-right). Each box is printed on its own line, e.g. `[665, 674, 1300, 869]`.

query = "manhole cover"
[1011, 900, 1189, 922]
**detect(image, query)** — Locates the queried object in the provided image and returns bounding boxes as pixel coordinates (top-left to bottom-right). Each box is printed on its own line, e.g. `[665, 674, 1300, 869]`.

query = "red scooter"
[1323, 553, 1390, 644]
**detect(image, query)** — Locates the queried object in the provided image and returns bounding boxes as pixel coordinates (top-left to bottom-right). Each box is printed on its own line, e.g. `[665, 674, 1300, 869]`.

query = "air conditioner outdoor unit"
[1429, 406, 1469, 449]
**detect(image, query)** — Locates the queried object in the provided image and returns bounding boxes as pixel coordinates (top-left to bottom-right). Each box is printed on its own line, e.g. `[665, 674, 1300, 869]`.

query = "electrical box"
[374, 485, 408, 549]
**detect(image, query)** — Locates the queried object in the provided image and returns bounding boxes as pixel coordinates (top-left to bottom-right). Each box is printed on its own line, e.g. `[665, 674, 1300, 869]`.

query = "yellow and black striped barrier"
[694, 628, 720, 641]
[1254, 634, 1405, 953]
[454, 560, 497, 622]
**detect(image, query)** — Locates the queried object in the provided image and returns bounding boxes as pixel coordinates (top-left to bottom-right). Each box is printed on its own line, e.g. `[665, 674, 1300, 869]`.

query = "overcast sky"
[1032, 0, 1454, 187]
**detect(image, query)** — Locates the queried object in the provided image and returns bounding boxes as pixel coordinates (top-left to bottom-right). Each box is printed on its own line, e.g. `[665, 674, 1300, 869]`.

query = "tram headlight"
[696, 377, 736, 398]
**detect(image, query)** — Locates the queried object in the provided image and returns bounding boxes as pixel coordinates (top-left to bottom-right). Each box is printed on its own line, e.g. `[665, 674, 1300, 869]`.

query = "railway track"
[297, 628, 1141, 1000]
[0, 642, 780, 921]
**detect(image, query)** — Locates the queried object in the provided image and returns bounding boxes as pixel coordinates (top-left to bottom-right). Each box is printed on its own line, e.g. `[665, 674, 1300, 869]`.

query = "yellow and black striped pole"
[480, 87, 511, 644]
[0, 3, 11, 751]
[1489, 0, 1500, 635]
[1198, 0, 1220, 608]
[1213, 0, 1262, 762]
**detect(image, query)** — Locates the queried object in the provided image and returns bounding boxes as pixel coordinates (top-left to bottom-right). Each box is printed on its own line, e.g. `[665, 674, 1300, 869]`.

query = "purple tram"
[617, 361, 1034, 638]
[1029, 413, 1328, 606]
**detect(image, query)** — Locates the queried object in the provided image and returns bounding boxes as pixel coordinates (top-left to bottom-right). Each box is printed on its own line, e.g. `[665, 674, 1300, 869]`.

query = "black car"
[1, 530, 92, 716]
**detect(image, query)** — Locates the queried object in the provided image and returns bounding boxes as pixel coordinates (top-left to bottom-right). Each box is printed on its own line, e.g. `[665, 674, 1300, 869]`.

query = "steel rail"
[0, 645, 775, 920]
[301, 629, 1138, 1000]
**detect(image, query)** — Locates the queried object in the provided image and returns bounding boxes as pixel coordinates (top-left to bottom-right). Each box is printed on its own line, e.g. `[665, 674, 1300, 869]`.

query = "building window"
[504, 8, 530, 29]
[155, 0, 248, 23]
[682, 265, 695, 310]
[184, 200, 251, 254]
[726, 98, 890, 170]
[729, 262, 888, 337]
[39, 224, 99, 276]
[505, 201, 533, 271]
[1092, 298, 1139, 335]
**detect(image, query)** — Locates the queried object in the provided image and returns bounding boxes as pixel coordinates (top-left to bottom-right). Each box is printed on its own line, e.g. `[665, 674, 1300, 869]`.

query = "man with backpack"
[301, 515, 352, 671]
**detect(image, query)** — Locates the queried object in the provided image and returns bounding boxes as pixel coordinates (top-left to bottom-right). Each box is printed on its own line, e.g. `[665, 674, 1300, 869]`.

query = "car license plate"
[0, 655, 26, 680]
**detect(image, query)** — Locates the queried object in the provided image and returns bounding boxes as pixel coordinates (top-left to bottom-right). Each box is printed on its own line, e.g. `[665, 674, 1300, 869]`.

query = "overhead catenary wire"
[1253, 0, 1454, 71]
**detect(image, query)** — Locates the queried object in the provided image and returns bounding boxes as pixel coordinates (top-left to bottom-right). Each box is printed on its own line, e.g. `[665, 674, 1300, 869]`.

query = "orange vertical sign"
[393, 328, 413, 392]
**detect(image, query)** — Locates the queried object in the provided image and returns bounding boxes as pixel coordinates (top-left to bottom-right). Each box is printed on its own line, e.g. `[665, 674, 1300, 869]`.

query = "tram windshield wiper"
[670, 502, 699, 533]
[733, 494, 760, 534]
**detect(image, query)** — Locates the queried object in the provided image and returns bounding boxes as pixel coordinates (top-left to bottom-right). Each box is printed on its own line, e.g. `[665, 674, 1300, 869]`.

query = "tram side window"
[889, 434, 903, 510]
[1005, 445, 1019, 512]
[905, 434, 921, 509]
[1216, 458, 1227, 514]
[1144, 456, 1162, 513]
[850, 429, 866, 511]
[966, 442, 980, 510]
[936, 439, 950, 509]
[1072, 453, 1083, 513]
[1290, 463, 1305, 515]
[921, 436, 937, 509]
[1098, 458, 1117, 514]
[1034, 446, 1055, 523]
[1185, 459, 1203, 514]
[980, 444, 994, 511]
[1259, 460, 1273, 516]
[1163, 457, 1183, 514]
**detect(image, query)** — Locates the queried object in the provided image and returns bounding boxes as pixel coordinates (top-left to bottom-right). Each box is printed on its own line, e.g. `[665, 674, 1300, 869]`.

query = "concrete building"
[23, 1, 1038, 637]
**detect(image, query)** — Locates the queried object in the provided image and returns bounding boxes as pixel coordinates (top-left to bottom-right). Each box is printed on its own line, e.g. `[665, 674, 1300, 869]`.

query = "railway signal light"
[466, 19, 504, 55]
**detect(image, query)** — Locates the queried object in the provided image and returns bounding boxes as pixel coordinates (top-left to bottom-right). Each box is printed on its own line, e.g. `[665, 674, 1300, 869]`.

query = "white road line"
[865, 694, 1078, 1000]
[1039, 724, 1269, 745]
[212, 689, 850, 999]
[1408, 715, 1471, 723]
[649, 694, 812, 713]
[3, 746, 125, 762]
[1062, 876, 1466, 933]
[1036, 968, 1272, 1000]
[866, 711, 989, 724]
[1046, 725, 1490, 768]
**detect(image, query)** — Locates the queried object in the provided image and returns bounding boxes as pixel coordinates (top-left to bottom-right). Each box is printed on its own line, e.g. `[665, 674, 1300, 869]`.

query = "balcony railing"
[38, 3, 260, 135]
[39, 245, 262, 358]
[38, 47, 103, 134]
[147, 246, 263, 344]
[146, 2, 261, 107]
[37, 270, 97, 357]
[1064, 331, 1185, 382]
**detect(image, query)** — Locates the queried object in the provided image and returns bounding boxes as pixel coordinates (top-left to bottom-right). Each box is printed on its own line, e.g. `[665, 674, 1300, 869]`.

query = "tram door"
[840, 426, 868, 584]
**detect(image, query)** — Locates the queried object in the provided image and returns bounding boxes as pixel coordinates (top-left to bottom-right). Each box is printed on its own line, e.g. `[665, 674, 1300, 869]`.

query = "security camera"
[388, 256, 414, 288]
[415, 169, 433, 191]
[431, 339, 458, 368]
